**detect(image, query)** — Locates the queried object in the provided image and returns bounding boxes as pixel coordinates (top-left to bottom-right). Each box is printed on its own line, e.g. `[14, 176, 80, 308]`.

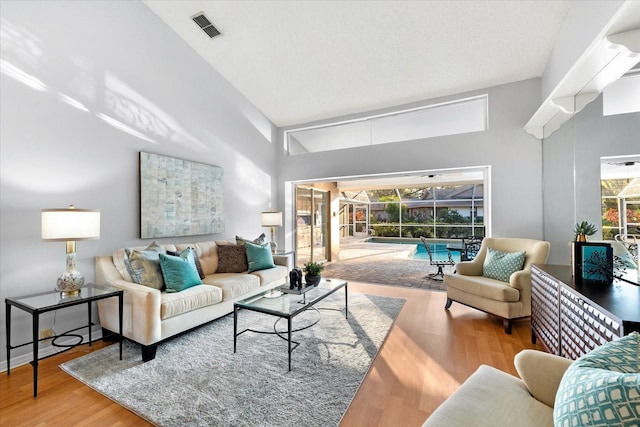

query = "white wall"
[0, 1, 279, 365]
[278, 79, 545, 244]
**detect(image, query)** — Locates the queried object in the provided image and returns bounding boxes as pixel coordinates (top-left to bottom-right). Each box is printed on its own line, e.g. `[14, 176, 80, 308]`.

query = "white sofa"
[96, 240, 288, 361]
[424, 350, 573, 426]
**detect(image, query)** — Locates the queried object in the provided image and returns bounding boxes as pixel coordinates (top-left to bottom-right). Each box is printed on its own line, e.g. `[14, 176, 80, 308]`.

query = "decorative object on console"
[573, 220, 597, 242]
[303, 261, 324, 287]
[139, 151, 224, 239]
[572, 242, 613, 285]
[41, 205, 100, 296]
[261, 211, 282, 253]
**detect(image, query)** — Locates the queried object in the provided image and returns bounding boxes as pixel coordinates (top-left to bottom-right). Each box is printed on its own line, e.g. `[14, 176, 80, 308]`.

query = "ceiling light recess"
[192, 12, 221, 39]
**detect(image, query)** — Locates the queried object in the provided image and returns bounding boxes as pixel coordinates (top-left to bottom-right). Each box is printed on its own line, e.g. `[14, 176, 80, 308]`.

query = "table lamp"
[42, 205, 100, 296]
[261, 211, 282, 253]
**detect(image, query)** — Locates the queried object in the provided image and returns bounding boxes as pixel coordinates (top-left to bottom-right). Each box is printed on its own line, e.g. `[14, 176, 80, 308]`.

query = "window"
[286, 95, 488, 155]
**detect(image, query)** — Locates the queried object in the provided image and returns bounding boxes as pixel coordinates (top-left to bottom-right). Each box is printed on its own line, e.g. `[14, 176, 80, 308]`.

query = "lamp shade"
[42, 207, 101, 241]
[261, 211, 282, 227]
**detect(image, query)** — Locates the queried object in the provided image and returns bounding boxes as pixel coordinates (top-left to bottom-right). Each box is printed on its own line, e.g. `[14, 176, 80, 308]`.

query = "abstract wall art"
[140, 151, 224, 238]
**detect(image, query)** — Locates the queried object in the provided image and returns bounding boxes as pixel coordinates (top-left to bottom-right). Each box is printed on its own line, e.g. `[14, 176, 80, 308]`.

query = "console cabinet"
[531, 264, 640, 359]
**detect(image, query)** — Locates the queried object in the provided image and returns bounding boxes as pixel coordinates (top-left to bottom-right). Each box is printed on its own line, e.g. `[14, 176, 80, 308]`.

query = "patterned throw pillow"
[167, 248, 205, 279]
[245, 241, 276, 272]
[159, 248, 202, 293]
[124, 241, 166, 290]
[216, 244, 248, 273]
[554, 332, 640, 427]
[236, 233, 266, 246]
[482, 247, 526, 282]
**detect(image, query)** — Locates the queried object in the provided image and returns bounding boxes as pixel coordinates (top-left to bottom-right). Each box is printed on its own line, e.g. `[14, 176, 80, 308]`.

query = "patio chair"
[420, 236, 455, 281]
[461, 236, 483, 261]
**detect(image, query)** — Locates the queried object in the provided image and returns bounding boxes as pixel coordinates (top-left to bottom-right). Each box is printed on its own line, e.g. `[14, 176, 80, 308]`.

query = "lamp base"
[55, 252, 85, 295]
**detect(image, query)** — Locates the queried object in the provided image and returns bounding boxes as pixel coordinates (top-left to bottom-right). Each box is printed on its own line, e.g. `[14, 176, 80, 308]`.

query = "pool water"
[365, 238, 461, 262]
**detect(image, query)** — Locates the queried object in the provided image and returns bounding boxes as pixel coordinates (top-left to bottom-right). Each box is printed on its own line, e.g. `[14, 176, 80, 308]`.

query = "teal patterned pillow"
[124, 241, 166, 290]
[159, 248, 202, 293]
[554, 332, 640, 427]
[482, 247, 526, 282]
[245, 241, 276, 273]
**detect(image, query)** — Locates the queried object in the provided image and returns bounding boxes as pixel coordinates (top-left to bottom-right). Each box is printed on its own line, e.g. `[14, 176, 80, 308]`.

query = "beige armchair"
[444, 237, 550, 334]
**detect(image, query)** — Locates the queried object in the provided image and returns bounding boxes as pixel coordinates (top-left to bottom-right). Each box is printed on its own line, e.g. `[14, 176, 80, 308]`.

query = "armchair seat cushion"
[446, 273, 521, 302]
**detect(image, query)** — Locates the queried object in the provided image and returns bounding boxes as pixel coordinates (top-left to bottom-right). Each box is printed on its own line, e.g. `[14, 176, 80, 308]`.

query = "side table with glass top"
[5, 284, 123, 397]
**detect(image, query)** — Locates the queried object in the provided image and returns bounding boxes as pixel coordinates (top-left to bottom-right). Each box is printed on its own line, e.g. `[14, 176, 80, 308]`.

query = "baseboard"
[0, 329, 104, 374]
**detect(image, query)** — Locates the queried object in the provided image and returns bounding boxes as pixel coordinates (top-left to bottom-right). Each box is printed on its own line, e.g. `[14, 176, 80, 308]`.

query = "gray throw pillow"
[124, 241, 167, 290]
[235, 233, 266, 246]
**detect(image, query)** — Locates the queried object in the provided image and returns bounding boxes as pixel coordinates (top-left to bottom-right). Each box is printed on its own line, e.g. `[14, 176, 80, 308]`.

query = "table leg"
[31, 313, 39, 397]
[88, 300, 92, 347]
[288, 317, 292, 371]
[5, 303, 10, 375]
[345, 283, 348, 319]
[118, 292, 123, 360]
[233, 306, 238, 354]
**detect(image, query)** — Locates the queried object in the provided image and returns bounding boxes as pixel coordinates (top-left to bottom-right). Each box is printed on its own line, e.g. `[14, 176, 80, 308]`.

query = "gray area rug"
[60, 292, 404, 427]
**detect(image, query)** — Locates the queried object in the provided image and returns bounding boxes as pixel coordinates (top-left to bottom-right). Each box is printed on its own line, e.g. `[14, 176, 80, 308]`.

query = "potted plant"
[574, 220, 598, 242]
[303, 261, 324, 287]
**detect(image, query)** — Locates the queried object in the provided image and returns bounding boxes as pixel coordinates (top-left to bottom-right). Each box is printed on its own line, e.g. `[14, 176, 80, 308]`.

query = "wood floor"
[0, 282, 543, 426]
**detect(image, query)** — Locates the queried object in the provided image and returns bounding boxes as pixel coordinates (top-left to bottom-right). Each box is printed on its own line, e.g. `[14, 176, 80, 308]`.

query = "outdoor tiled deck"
[321, 237, 449, 291]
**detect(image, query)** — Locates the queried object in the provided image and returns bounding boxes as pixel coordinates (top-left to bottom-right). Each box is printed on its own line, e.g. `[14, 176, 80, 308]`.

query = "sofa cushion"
[159, 249, 202, 293]
[245, 241, 276, 272]
[554, 332, 640, 427]
[483, 248, 526, 282]
[446, 273, 521, 302]
[160, 284, 223, 320]
[124, 242, 167, 290]
[424, 365, 554, 427]
[250, 264, 287, 286]
[177, 241, 218, 276]
[203, 273, 260, 300]
[216, 244, 248, 273]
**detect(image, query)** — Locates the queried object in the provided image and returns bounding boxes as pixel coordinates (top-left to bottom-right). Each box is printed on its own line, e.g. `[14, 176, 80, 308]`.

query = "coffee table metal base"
[233, 280, 347, 371]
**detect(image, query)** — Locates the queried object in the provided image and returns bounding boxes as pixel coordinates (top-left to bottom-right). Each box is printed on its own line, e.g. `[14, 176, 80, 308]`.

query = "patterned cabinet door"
[559, 287, 623, 359]
[531, 266, 561, 354]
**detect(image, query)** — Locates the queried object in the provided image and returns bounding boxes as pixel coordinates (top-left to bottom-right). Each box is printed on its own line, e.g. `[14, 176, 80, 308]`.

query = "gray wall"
[0, 1, 279, 366]
[542, 95, 640, 264]
[278, 79, 546, 244]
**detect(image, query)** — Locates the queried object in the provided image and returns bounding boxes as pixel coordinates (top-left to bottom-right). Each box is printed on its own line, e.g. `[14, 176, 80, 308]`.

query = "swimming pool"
[364, 237, 461, 262]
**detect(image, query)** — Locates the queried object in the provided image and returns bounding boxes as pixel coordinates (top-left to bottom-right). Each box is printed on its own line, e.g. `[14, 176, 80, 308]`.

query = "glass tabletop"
[5, 284, 120, 312]
[235, 278, 347, 317]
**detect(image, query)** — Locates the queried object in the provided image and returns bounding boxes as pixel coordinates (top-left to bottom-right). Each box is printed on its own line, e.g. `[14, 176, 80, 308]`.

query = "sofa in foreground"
[424, 332, 640, 426]
[96, 239, 288, 361]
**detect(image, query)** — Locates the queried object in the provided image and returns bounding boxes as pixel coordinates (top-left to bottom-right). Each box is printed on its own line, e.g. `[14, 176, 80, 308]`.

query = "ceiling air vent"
[192, 13, 221, 39]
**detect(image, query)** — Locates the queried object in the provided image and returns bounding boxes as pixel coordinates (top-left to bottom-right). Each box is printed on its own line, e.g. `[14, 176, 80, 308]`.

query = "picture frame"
[140, 151, 224, 238]
[573, 242, 613, 285]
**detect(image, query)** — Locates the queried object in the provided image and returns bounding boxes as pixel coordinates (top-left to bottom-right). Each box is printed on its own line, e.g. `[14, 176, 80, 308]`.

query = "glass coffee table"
[233, 278, 348, 371]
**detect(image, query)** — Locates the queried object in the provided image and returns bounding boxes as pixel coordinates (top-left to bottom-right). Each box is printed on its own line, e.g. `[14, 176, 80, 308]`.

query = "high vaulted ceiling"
[143, 0, 571, 127]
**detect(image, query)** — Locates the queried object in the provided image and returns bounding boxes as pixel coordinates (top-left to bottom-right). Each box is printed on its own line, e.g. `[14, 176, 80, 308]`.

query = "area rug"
[60, 292, 404, 427]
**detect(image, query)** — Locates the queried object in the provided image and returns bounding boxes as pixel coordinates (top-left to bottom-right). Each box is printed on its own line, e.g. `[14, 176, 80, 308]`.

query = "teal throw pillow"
[482, 247, 526, 282]
[167, 248, 205, 279]
[159, 248, 202, 293]
[124, 241, 167, 290]
[245, 241, 276, 273]
[554, 332, 640, 427]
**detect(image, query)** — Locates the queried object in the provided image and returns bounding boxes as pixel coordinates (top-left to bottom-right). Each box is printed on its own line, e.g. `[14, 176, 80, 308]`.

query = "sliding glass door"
[295, 187, 329, 265]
